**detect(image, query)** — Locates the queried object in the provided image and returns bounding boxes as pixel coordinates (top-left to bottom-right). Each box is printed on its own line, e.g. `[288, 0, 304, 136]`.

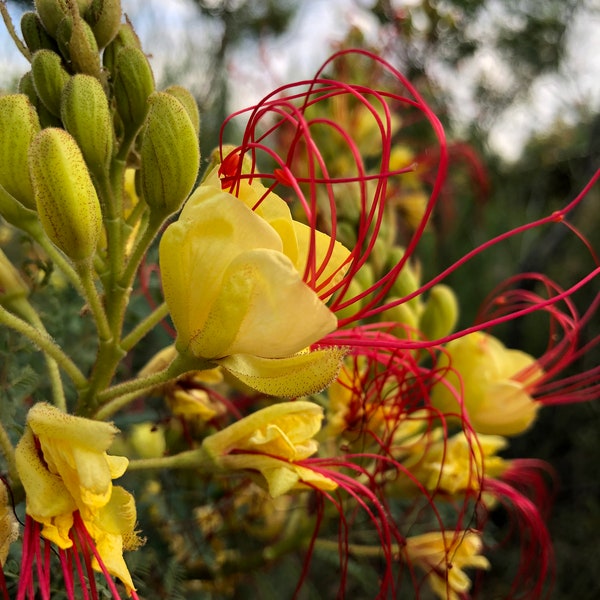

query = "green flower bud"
[113, 46, 155, 137]
[0, 94, 41, 209]
[138, 92, 200, 219]
[378, 296, 420, 338]
[0, 249, 30, 311]
[164, 85, 200, 136]
[28, 128, 102, 263]
[34, 0, 69, 37]
[418, 284, 459, 341]
[61, 74, 113, 176]
[21, 12, 58, 53]
[56, 12, 101, 77]
[101, 22, 142, 73]
[18, 71, 61, 128]
[389, 246, 421, 311]
[31, 49, 70, 117]
[85, 0, 122, 49]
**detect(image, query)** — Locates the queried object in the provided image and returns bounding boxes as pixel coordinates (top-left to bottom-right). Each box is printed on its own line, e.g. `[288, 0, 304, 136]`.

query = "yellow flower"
[159, 170, 350, 396]
[404, 530, 490, 600]
[202, 401, 338, 497]
[431, 332, 542, 435]
[395, 428, 508, 497]
[1, 480, 19, 566]
[14, 403, 141, 593]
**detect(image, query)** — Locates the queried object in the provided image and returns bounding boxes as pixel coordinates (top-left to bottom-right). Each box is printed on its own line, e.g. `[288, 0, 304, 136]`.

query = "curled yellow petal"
[218, 346, 347, 397]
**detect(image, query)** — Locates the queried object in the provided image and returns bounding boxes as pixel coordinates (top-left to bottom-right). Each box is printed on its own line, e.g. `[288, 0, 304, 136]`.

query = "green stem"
[76, 262, 112, 343]
[14, 300, 67, 410]
[0, 304, 87, 389]
[93, 353, 207, 419]
[0, 1, 29, 60]
[119, 214, 164, 293]
[314, 539, 402, 558]
[120, 302, 169, 352]
[127, 446, 213, 472]
[30, 227, 85, 297]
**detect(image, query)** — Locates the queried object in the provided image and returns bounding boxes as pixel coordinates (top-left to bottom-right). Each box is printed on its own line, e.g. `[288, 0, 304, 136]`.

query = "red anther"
[218, 150, 241, 190]
[273, 167, 294, 187]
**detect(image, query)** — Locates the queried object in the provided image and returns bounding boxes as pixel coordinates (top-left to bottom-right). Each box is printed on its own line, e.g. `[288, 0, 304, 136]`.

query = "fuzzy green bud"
[418, 284, 459, 341]
[0, 249, 30, 311]
[388, 246, 421, 311]
[139, 92, 200, 219]
[0, 95, 41, 209]
[113, 46, 155, 137]
[28, 128, 102, 263]
[379, 297, 420, 338]
[18, 71, 60, 128]
[21, 12, 58, 53]
[85, 0, 122, 49]
[61, 74, 113, 175]
[164, 85, 200, 136]
[56, 12, 101, 77]
[34, 0, 69, 37]
[31, 49, 70, 117]
[101, 22, 142, 73]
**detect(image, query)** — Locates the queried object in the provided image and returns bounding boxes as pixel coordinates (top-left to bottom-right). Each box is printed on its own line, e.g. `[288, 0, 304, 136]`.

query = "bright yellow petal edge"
[14, 403, 141, 593]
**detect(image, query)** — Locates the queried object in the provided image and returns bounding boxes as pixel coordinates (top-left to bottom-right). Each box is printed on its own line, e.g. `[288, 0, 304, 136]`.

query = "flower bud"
[31, 49, 70, 117]
[85, 0, 122, 49]
[101, 21, 142, 73]
[164, 85, 200, 136]
[0, 94, 40, 209]
[388, 246, 421, 311]
[113, 46, 155, 137]
[34, 0, 69, 37]
[56, 12, 101, 77]
[61, 74, 113, 175]
[418, 284, 459, 341]
[18, 71, 61, 128]
[0, 249, 30, 309]
[21, 11, 58, 53]
[139, 92, 199, 219]
[28, 128, 103, 262]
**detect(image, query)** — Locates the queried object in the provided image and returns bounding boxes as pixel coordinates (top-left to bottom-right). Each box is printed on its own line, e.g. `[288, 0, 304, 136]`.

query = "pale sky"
[1, 0, 599, 162]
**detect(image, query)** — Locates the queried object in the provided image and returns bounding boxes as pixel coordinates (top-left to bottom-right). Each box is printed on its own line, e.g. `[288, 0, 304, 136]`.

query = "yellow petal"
[292, 221, 351, 297]
[15, 429, 76, 521]
[159, 192, 282, 355]
[203, 400, 324, 457]
[27, 403, 119, 452]
[196, 248, 337, 358]
[218, 347, 347, 397]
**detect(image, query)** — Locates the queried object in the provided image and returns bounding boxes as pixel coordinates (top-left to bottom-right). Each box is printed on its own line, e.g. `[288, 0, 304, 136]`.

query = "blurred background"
[1, 0, 599, 597]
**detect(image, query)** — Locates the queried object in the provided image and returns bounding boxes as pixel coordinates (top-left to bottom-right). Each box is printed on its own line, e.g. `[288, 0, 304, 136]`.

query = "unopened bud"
[113, 46, 155, 137]
[56, 12, 101, 77]
[31, 49, 70, 117]
[0, 95, 40, 209]
[28, 128, 102, 262]
[418, 284, 459, 341]
[0, 249, 30, 309]
[85, 0, 122, 49]
[139, 92, 200, 219]
[378, 297, 419, 337]
[61, 74, 113, 175]
[18, 71, 60, 128]
[102, 22, 142, 73]
[388, 246, 421, 311]
[21, 12, 58, 53]
[164, 85, 200, 136]
[34, 0, 69, 37]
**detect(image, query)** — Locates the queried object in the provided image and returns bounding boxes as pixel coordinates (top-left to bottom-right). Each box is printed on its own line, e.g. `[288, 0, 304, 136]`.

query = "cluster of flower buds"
[0, 0, 200, 271]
